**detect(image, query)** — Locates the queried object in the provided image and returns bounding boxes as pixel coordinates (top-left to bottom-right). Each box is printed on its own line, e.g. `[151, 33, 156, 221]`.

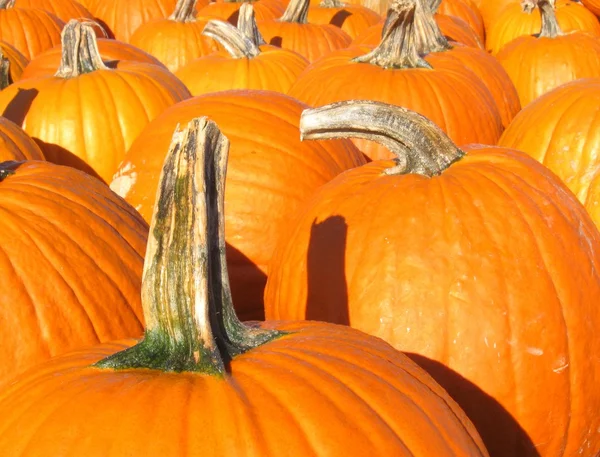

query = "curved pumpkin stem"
[169, 0, 198, 22]
[96, 118, 281, 375]
[203, 19, 261, 58]
[319, 0, 345, 7]
[0, 0, 14, 9]
[300, 100, 465, 177]
[0, 49, 10, 90]
[522, 0, 563, 38]
[354, 0, 431, 69]
[280, 0, 310, 24]
[55, 20, 108, 78]
[237, 3, 266, 46]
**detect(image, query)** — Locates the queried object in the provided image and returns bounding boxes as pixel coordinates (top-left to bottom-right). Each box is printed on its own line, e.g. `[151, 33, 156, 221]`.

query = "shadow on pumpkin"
[269, 36, 283, 47]
[407, 353, 540, 457]
[2, 88, 38, 126]
[329, 10, 353, 28]
[227, 243, 268, 322]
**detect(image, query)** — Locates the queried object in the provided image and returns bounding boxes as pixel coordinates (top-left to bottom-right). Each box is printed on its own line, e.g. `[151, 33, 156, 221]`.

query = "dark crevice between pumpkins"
[95, 118, 283, 375]
[56, 20, 109, 79]
[0, 167, 15, 182]
[523, 0, 563, 38]
[300, 100, 465, 177]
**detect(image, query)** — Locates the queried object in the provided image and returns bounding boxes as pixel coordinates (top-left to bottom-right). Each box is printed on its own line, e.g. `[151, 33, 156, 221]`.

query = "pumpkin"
[257, 0, 353, 62]
[0, 0, 65, 60]
[0, 159, 147, 388]
[175, 5, 309, 96]
[0, 41, 28, 84]
[486, 0, 600, 55]
[288, 0, 502, 161]
[0, 117, 490, 457]
[582, 0, 600, 16]
[433, 0, 484, 41]
[498, 78, 600, 229]
[14, 0, 95, 23]
[496, 0, 600, 107]
[21, 37, 166, 79]
[307, 0, 382, 39]
[111, 90, 365, 321]
[477, 0, 512, 29]
[128, 0, 221, 73]
[264, 99, 600, 457]
[0, 20, 190, 184]
[198, 0, 285, 25]
[0, 117, 43, 161]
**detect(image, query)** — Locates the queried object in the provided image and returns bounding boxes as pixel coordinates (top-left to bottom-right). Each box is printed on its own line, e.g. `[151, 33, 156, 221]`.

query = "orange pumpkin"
[496, 0, 600, 107]
[265, 100, 600, 457]
[128, 0, 221, 73]
[288, 0, 502, 160]
[434, 0, 484, 41]
[14, 0, 95, 23]
[0, 40, 28, 83]
[0, 160, 147, 388]
[0, 117, 489, 457]
[0, 0, 65, 59]
[111, 90, 365, 321]
[198, 0, 285, 24]
[582, 0, 600, 16]
[0, 21, 190, 183]
[0, 117, 43, 161]
[486, 0, 600, 54]
[307, 0, 382, 39]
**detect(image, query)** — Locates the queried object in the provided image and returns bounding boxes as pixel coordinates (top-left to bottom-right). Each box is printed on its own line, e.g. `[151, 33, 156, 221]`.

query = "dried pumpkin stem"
[96, 118, 281, 375]
[319, 0, 345, 7]
[203, 20, 261, 58]
[0, 50, 10, 90]
[55, 20, 108, 78]
[280, 0, 310, 24]
[169, 0, 198, 22]
[237, 3, 266, 46]
[354, 0, 432, 69]
[413, 0, 451, 54]
[0, 0, 14, 9]
[522, 0, 562, 37]
[428, 0, 441, 12]
[300, 100, 465, 177]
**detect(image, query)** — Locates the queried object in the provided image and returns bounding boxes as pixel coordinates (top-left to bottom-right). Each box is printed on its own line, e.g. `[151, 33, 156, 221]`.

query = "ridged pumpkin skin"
[198, 0, 285, 24]
[496, 31, 600, 107]
[498, 78, 600, 228]
[0, 117, 44, 161]
[0, 7, 64, 59]
[0, 161, 147, 388]
[582, 0, 600, 16]
[477, 0, 512, 29]
[111, 90, 365, 321]
[265, 142, 600, 457]
[486, 0, 600, 54]
[437, 0, 484, 41]
[0, 40, 28, 82]
[0, 321, 489, 456]
[14, 0, 94, 23]
[307, 4, 382, 39]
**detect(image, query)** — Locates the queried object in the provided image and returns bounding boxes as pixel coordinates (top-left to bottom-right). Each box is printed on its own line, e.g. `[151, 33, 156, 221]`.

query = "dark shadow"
[226, 10, 240, 25]
[91, 18, 115, 39]
[329, 10, 353, 28]
[305, 216, 349, 324]
[269, 36, 283, 47]
[407, 353, 541, 457]
[226, 242, 268, 322]
[2, 88, 38, 126]
[33, 139, 106, 184]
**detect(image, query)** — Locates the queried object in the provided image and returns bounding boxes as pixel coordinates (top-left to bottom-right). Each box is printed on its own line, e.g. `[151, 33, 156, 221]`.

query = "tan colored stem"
[522, 0, 562, 38]
[428, 0, 441, 12]
[55, 20, 108, 78]
[169, 0, 198, 22]
[280, 0, 310, 24]
[414, 0, 451, 54]
[203, 20, 260, 58]
[319, 0, 345, 7]
[237, 3, 266, 46]
[354, 0, 431, 69]
[0, 50, 10, 90]
[0, 0, 14, 9]
[300, 100, 465, 177]
[96, 118, 280, 374]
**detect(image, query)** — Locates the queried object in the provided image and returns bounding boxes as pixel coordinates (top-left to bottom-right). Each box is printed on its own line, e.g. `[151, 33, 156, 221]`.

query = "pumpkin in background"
[0, 20, 190, 184]
[433, 0, 484, 41]
[0, 117, 490, 457]
[21, 37, 166, 79]
[499, 78, 600, 230]
[0, 117, 43, 161]
[582, 0, 600, 16]
[496, 0, 600, 107]
[0, 160, 147, 388]
[289, 0, 502, 161]
[198, 0, 285, 25]
[307, 0, 382, 40]
[111, 90, 365, 321]
[175, 5, 309, 96]
[14, 0, 95, 23]
[265, 100, 600, 457]
[0, 41, 28, 83]
[84, 0, 182, 42]
[0, 0, 64, 59]
[477, 0, 512, 29]
[486, 0, 600, 54]
[128, 0, 221, 73]
[257, 0, 352, 62]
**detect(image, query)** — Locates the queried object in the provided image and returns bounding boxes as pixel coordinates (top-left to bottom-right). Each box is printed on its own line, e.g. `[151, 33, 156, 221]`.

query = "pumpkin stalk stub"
[280, 0, 310, 24]
[55, 20, 109, 78]
[0, 50, 10, 90]
[237, 3, 266, 46]
[202, 20, 261, 59]
[319, 0, 345, 7]
[169, 0, 198, 22]
[0, 0, 14, 9]
[523, 0, 563, 38]
[95, 118, 282, 375]
[300, 100, 465, 177]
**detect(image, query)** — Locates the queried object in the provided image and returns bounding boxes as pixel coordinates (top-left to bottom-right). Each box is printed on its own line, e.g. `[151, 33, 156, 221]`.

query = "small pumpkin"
[0, 117, 489, 457]
[0, 116, 43, 161]
[265, 99, 600, 457]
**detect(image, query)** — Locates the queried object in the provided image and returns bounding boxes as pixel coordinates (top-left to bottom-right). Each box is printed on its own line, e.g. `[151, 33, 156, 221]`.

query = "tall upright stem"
[55, 20, 108, 78]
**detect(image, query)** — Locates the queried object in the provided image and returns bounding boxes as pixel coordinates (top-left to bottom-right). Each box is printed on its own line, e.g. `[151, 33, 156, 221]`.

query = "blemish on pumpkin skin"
[526, 347, 544, 356]
[110, 171, 138, 198]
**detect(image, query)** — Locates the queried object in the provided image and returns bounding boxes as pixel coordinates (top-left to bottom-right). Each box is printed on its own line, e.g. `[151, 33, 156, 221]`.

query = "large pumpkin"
[288, 0, 502, 161]
[0, 117, 489, 457]
[0, 20, 190, 183]
[14, 0, 94, 23]
[111, 90, 365, 321]
[0, 159, 147, 388]
[433, 0, 484, 42]
[307, 0, 382, 39]
[264, 100, 600, 457]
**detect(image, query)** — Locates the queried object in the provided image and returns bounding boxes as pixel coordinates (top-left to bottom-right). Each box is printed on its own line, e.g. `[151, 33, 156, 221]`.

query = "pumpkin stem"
[95, 118, 281, 375]
[0, 49, 11, 90]
[0, 0, 14, 9]
[280, 0, 310, 24]
[300, 100, 465, 177]
[237, 3, 266, 45]
[203, 19, 261, 58]
[169, 0, 198, 22]
[522, 0, 563, 38]
[319, 0, 345, 7]
[428, 0, 441, 12]
[353, 0, 432, 69]
[0, 168, 15, 182]
[55, 20, 108, 78]
[413, 0, 451, 54]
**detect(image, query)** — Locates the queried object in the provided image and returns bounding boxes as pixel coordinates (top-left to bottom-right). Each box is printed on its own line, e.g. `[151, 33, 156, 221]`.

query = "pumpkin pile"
[1, 0, 600, 456]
